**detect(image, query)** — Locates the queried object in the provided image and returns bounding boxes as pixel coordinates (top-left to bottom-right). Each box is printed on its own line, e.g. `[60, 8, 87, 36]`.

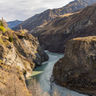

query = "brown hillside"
[53, 36, 96, 95]
[31, 4, 96, 53]
[13, 0, 96, 31]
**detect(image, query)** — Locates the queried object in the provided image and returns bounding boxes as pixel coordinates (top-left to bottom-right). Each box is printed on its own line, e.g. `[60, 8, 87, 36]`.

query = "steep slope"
[0, 20, 48, 96]
[53, 36, 96, 95]
[13, 0, 96, 31]
[31, 4, 96, 53]
[0, 64, 31, 96]
[7, 20, 22, 28]
[0, 30, 48, 77]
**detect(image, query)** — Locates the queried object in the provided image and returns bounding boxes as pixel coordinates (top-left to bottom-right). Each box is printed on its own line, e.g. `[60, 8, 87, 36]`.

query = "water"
[28, 51, 88, 96]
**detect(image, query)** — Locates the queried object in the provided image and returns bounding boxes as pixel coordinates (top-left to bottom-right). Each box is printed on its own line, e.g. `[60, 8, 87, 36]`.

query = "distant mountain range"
[31, 3, 96, 52]
[13, 0, 96, 31]
[7, 20, 22, 28]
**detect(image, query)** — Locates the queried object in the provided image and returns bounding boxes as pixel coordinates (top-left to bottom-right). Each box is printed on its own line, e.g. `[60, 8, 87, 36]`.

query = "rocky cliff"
[53, 36, 96, 95]
[0, 20, 48, 96]
[13, 0, 96, 31]
[31, 4, 96, 53]
[0, 30, 48, 77]
[0, 64, 31, 96]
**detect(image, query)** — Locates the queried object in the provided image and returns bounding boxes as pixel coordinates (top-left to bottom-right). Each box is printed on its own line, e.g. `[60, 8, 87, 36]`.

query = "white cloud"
[0, 0, 73, 21]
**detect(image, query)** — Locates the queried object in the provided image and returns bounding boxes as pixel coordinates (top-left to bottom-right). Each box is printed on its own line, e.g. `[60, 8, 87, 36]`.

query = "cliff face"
[13, 0, 96, 31]
[0, 31, 48, 77]
[0, 20, 48, 96]
[0, 64, 31, 96]
[31, 4, 96, 53]
[53, 36, 96, 95]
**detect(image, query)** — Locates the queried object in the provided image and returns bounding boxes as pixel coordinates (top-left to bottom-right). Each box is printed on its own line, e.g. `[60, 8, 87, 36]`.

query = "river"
[28, 51, 88, 96]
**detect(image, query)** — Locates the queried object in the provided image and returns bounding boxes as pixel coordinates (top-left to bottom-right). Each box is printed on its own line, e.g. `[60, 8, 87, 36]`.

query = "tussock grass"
[0, 26, 6, 33]
[31, 71, 43, 77]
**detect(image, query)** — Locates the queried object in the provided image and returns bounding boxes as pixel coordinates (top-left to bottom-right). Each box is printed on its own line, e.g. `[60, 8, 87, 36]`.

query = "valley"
[0, 0, 96, 96]
[27, 51, 88, 96]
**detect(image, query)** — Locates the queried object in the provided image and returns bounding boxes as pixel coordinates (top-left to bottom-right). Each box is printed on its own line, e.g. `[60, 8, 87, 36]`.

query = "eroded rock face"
[13, 32, 49, 66]
[53, 36, 96, 95]
[0, 20, 48, 96]
[0, 64, 31, 96]
[0, 31, 48, 78]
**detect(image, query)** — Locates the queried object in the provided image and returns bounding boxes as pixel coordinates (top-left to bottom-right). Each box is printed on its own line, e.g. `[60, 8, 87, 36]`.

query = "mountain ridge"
[7, 20, 22, 28]
[31, 3, 96, 53]
[13, 0, 96, 31]
[53, 36, 96, 95]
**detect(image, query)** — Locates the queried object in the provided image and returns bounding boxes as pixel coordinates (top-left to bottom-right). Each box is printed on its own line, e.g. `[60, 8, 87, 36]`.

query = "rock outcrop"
[0, 20, 48, 96]
[53, 36, 96, 95]
[0, 64, 31, 96]
[13, 0, 96, 31]
[0, 30, 48, 77]
[31, 4, 96, 53]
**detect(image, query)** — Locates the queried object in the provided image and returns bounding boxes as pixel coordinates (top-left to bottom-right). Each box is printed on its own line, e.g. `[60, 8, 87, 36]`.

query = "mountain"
[13, 0, 96, 31]
[7, 20, 22, 28]
[30, 3, 96, 53]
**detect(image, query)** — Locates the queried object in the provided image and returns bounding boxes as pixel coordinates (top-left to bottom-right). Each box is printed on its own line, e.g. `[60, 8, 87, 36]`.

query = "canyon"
[1, 0, 96, 96]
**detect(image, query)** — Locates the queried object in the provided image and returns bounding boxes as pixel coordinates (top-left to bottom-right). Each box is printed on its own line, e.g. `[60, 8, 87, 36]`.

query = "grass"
[9, 36, 13, 42]
[0, 20, 12, 33]
[0, 20, 4, 26]
[0, 37, 4, 44]
[0, 35, 11, 47]
[0, 26, 6, 33]
[19, 29, 28, 34]
[0, 60, 2, 64]
[31, 71, 43, 77]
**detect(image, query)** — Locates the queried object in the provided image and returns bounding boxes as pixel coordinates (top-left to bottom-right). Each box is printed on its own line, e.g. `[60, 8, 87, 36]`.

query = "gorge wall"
[0, 31, 48, 77]
[0, 20, 48, 96]
[53, 36, 96, 95]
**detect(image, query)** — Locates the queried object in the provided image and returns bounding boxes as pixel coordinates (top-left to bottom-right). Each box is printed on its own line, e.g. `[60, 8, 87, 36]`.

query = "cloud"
[0, 0, 72, 21]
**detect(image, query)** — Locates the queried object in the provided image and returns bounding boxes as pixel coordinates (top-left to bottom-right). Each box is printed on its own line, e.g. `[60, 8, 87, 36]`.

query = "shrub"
[7, 28, 13, 32]
[0, 26, 6, 33]
[0, 37, 4, 44]
[23, 69, 26, 75]
[0, 21, 3, 26]
[0, 59, 2, 64]
[20, 29, 28, 34]
[0, 19, 8, 28]
[9, 36, 13, 42]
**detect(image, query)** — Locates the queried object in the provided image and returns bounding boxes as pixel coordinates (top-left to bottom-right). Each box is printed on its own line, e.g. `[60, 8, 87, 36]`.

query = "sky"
[0, 0, 73, 21]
